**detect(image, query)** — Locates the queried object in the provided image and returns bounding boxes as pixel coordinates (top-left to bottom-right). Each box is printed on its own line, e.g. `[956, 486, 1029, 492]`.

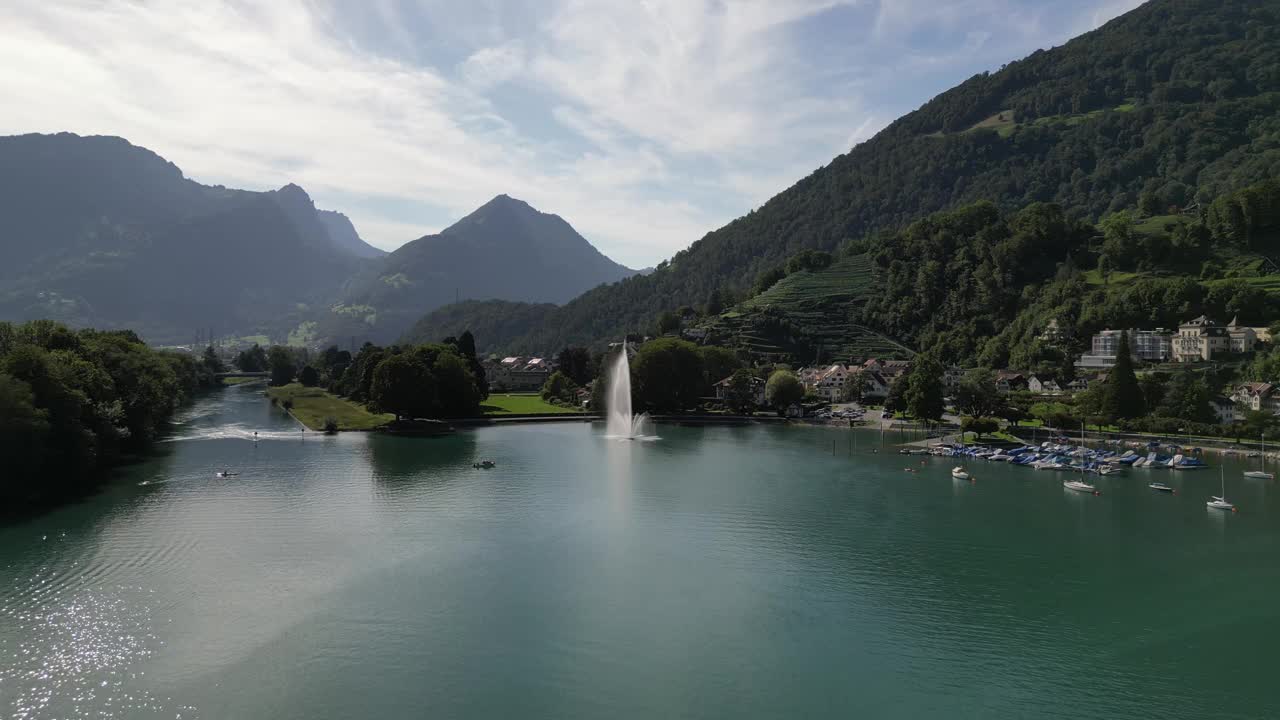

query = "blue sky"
[1, 0, 1144, 268]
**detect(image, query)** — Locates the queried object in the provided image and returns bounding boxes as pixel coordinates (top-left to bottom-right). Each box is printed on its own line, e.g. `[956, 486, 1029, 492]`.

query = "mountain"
[318, 209, 384, 258]
[319, 194, 638, 345]
[0, 133, 374, 344]
[422, 0, 1280, 354]
[400, 299, 558, 350]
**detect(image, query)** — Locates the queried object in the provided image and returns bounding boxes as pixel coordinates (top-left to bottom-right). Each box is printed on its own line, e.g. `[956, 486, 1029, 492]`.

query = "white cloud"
[458, 41, 526, 89]
[0, 0, 1152, 269]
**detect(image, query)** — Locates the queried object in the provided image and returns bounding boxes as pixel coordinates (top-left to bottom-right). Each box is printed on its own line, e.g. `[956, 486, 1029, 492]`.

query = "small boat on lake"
[1207, 467, 1235, 511]
[215, 470, 239, 478]
[472, 460, 496, 469]
[1149, 481, 1174, 493]
[951, 467, 970, 480]
[1063, 479, 1097, 494]
[1243, 433, 1274, 479]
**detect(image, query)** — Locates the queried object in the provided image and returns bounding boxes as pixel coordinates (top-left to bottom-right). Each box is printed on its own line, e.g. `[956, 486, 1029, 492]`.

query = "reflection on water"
[2, 388, 1280, 719]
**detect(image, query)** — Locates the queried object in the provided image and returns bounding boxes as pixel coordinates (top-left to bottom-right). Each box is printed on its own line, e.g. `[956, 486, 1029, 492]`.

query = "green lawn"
[221, 376, 263, 386]
[266, 384, 394, 430]
[480, 393, 582, 415]
[1083, 268, 1143, 285]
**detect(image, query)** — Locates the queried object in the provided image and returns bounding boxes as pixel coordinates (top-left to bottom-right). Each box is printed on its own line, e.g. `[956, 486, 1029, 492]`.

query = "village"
[480, 313, 1280, 432]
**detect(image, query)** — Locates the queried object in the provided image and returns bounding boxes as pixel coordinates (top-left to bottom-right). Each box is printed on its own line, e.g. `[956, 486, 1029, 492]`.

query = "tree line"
[1, 320, 220, 512]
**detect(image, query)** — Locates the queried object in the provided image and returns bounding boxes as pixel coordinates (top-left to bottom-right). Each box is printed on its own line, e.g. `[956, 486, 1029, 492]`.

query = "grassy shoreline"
[265, 384, 394, 431]
[481, 393, 582, 415]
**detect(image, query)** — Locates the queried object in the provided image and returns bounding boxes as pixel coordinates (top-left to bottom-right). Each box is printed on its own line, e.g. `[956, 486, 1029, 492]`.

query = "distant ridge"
[319, 194, 639, 345]
[0, 133, 364, 343]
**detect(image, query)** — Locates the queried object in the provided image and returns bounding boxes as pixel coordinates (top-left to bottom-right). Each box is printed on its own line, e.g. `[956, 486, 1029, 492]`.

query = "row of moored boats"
[916, 440, 1264, 511]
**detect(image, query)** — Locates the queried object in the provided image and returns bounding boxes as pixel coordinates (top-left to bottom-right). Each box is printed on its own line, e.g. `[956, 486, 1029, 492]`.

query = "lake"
[3, 384, 1279, 719]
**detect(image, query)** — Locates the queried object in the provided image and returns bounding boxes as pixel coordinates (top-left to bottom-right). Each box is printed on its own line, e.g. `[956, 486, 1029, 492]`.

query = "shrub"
[322, 416, 339, 433]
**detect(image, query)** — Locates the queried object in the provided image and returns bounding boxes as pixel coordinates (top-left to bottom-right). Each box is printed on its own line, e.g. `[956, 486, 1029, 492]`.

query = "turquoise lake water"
[3, 384, 1279, 719]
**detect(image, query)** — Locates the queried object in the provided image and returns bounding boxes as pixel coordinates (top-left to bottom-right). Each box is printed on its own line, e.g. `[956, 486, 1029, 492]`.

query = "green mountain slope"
[424, 0, 1280, 353]
[700, 254, 912, 361]
[318, 194, 639, 345]
[0, 133, 373, 344]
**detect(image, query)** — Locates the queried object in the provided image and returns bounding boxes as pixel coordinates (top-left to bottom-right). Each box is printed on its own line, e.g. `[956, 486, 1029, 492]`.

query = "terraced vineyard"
[702, 254, 914, 362]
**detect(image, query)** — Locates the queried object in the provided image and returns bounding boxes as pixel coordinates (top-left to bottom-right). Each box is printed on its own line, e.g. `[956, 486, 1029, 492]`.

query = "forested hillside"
[0, 320, 219, 511]
[428, 0, 1280, 353]
[0, 133, 377, 344]
[318, 195, 638, 346]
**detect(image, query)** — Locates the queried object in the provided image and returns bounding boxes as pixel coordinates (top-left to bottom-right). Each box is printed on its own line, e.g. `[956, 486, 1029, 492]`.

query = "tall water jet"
[604, 341, 655, 439]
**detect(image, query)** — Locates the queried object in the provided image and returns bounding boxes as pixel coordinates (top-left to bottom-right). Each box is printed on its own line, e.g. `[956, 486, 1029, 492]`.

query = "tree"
[1138, 190, 1162, 216]
[842, 372, 868, 403]
[1240, 410, 1277, 440]
[298, 365, 320, 387]
[1157, 368, 1213, 423]
[905, 354, 945, 425]
[723, 368, 759, 414]
[0, 373, 50, 491]
[884, 374, 909, 413]
[555, 347, 595, 386]
[267, 346, 296, 387]
[201, 345, 224, 374]
[235, 344, 267, 372]
[632, 338, 704, 412]
[765, 370, 803, 415]
[960, 416, 999, 440]
[704, 287, 725, 316]
[1102, 331, 1143, 419]
[589, 378, 608, 414]
[431, 350, 481, 417]
[541, 371, 579, 405]
[369, 354, 437, 420]
[752, 267, 786, 296]
[698, 346, 741, 391]
[999, 403, 1028, 427]
[656, 311, 682, 336]
[456, 330, 477, 359]
[954, 368, 1000, 418]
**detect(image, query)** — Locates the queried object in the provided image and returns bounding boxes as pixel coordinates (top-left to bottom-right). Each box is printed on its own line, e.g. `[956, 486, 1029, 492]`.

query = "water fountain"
[604, 341, 656, 440]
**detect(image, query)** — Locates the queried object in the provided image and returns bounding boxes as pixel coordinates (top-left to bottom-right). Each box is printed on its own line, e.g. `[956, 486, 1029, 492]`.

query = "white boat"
[1149, 482, 1174, 493]
[951, 467, 970, 480]
[1207, 467, 1235, 511]
[1244, 434, 1273, 479]
[215, 471, 239, 478]
[1097, 465, 1120, 476]
[1063, 479, 1097, 493]
[1065, 423, 1098, 494]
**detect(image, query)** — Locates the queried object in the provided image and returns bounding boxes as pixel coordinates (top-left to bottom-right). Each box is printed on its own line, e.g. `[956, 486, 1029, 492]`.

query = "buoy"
[1233, 507, 1239, 513]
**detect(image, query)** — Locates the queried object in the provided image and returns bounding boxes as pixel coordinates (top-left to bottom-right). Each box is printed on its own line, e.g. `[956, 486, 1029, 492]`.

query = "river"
[2, 384, 1279, 719]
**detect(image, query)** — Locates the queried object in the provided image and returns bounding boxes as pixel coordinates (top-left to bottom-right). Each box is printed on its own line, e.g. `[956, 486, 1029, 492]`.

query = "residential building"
[862, 358, 911, 384]
[1078, 328, 1171, 368]
[490, 356, 555, 391]
[1211, 396, 1238, 425]
[1066, 378, 1090, 394]
[1075, 353, 1118, 370]
[1174, 315, 1229, 362]
[1028, 376, 1062, 394]
[815, 364, 852, 401]
[1231, 382, 1280, 415]
[713, 374, 767, 407]
[1038, 318, 1066, 345]
[943, 365, 966, 391]
[1132, 329, 1173, 361]
[860, 368, 890, 397]
[1227, 316, 1259, 354]
[995, 371, 1028, 394]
